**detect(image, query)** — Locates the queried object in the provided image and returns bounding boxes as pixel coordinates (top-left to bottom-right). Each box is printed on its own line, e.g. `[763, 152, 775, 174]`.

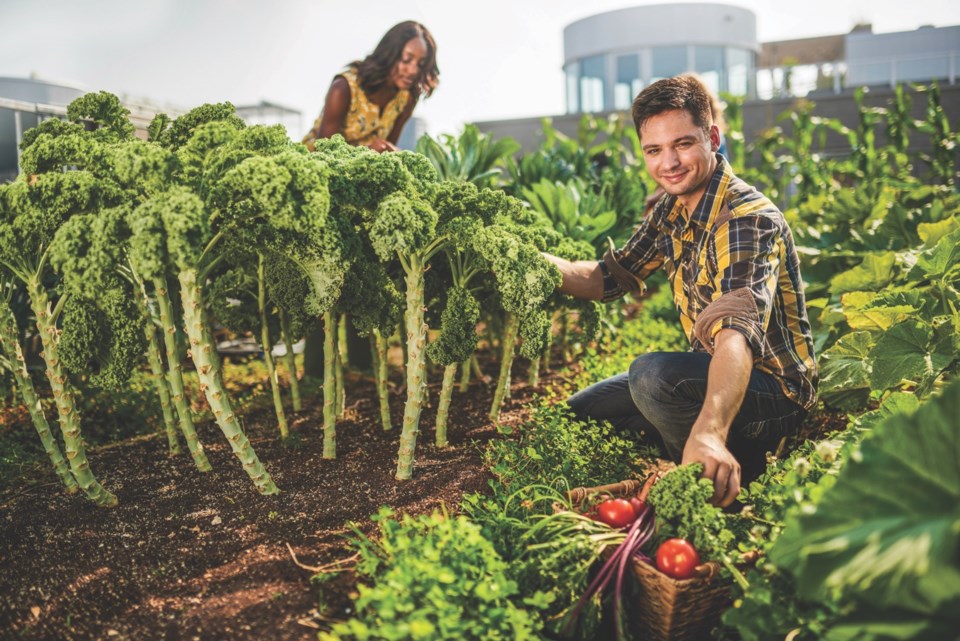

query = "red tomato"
[595, 498, 638, 528]
[655, 538, 700, 579]
[628, 497, 646, 514]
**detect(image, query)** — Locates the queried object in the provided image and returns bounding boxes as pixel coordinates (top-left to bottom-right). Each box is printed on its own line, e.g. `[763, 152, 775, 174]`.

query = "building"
[234, 100, 303, 141]
[563, 3, 759, 114]
[0, 75, 85, 182]
[477, 5, 960, 154]
[0, 75, 187, 182]
[758, 23, 959, 98]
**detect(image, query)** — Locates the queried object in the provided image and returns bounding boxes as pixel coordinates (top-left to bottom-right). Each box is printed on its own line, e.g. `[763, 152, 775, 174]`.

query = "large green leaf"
[913, 227, 960, 280]
[819, 331, 874, 410]
[842, 292, 917, 333]
[770, 378, 960, 637]
[823, 617, 960, 641]
[868, 320, 955, 391]
[917, 217, 959, 248]
[830, 253, 898, 294]
[521, 179, 616, 245]
[852, 392, 920, 430]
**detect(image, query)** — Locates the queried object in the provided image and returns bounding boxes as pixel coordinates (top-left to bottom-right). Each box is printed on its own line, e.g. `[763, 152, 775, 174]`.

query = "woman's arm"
[314, 76, 351, 139]
[385, 93, 419, 145]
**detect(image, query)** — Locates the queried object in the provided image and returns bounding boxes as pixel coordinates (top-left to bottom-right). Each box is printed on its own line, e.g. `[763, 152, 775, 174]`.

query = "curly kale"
[427, 286, 481, 366]
[472, 226, 560, 359]
[647, 464, 747, 588]
[369, 192, 439, 262]
[339, 251, 403, 338]
[210, 148, 329, 251]
[49, 207, 128, 293]
[57, 288, 146, 390]
[205, 259, 261, 334]
[66, 90, 136, 143]
[18, 122, 103, 177]
[153, 102, 247, 151]
[394, 149, 440, 192]
[173, 120, 245, 194]
[313, 136, 414, 213]
[262, 251, 322, 340]
[211, 155, 291, 230]
[108, 140, 175, 197]
[146, 186, 210, 272]
[202, 124, 293, 193]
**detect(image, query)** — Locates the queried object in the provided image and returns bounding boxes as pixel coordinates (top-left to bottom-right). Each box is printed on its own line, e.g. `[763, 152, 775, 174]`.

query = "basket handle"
[566, 473, 660, 504]
[566, 479, 641, 503]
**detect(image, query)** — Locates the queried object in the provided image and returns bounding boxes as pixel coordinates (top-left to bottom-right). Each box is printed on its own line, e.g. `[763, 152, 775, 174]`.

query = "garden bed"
[0, 364, 550, 641]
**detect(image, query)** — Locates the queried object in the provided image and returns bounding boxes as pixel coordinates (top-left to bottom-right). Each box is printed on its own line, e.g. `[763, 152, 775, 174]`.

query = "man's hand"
[683, 328, 753, 508]
[682, 427, 741, 507]
[541, 252, 605, 300]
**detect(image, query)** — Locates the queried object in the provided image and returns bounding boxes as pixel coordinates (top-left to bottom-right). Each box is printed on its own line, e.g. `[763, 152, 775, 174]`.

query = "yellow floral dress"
[302, 67, 410, 151]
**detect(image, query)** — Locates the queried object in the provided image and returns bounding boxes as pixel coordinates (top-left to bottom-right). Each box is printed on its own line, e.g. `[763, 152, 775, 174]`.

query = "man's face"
[639, 109, 719, 211]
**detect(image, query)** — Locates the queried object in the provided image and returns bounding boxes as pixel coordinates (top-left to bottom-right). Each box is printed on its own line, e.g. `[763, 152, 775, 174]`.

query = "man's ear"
[709, 124, 721, 151]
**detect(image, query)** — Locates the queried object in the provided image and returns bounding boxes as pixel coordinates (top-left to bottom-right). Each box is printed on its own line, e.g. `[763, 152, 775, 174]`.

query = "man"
[544, 76, 817, 507]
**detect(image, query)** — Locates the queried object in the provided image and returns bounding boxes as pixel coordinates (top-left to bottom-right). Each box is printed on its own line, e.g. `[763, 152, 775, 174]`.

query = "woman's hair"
[352, 21, 439, 99]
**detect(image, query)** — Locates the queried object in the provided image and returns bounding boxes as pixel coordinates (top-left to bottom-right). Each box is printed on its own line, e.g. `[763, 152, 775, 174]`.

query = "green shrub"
[320, 507, 540, 641]
[484, 399, 640, 491]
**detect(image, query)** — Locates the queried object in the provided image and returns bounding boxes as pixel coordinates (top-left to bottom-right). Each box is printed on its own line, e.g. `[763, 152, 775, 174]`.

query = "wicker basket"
[567, 479, 748, 641]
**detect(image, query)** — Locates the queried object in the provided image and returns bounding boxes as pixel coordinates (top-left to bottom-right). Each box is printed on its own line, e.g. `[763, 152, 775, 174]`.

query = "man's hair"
[631, 75, 714, 134]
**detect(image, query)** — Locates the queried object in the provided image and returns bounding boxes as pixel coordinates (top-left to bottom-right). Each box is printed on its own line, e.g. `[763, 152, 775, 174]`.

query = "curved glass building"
[563, 3, 759, 113]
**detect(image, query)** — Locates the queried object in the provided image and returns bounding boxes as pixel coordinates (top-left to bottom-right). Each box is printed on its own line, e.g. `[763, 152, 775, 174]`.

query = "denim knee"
[627, 353, 674, 405]
[566, 373, 633, 422]
[566, 388, 590, 420]
[626, 353, 705, 460]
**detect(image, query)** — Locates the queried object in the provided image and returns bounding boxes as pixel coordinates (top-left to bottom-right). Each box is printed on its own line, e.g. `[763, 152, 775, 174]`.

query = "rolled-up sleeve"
[694, 215, 781, 359]
[598, 218, 664, 303]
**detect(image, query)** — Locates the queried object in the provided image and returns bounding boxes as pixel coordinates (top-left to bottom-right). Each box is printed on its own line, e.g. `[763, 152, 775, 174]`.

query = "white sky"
[1, 0, 958, 137]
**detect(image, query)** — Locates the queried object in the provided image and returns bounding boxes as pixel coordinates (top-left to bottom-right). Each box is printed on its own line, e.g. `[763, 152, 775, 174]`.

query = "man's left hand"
[682, 428, 741, 507]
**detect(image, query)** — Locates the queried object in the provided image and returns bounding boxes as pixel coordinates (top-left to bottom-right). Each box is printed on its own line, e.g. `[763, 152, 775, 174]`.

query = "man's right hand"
[542, 252, 605, 301]
[682, 428, 741, 507]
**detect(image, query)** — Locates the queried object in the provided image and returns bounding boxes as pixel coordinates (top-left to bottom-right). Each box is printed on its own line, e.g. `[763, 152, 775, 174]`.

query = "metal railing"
[846, 51, 958, 87]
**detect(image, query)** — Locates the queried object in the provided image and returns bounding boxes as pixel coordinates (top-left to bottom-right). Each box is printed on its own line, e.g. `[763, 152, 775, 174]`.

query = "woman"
[301, 22, 439, 378]
[303, 21, 439, 153]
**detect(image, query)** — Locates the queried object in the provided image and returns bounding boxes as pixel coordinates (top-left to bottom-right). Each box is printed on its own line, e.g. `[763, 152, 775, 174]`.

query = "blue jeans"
[567, 352, 807, 480]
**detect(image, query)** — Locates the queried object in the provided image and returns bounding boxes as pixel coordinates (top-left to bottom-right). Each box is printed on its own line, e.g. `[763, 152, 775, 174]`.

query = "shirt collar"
[651, 153, 731, 234]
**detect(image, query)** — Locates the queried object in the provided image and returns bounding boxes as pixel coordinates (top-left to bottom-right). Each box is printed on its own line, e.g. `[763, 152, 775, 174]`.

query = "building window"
[694, 46, 725, 94]
[565, 62, 580, 113]
[580, 55, 606, 112]
[651, 46, 688, 82]
[615, 54, 642, 110]
[727, 48, 752, 96]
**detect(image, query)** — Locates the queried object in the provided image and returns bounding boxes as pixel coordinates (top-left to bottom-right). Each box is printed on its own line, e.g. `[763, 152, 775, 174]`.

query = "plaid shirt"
[600, 155, 818, 410]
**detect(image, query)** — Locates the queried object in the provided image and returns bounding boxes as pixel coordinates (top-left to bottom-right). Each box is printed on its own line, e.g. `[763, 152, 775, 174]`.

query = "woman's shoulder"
[338, 66, 360, 86]
[325, 75, 352, 108]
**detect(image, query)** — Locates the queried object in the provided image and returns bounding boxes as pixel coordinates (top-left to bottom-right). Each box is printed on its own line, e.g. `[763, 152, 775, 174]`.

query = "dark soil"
[0, 347, 848, 641]
[0, 359, 552, 641]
